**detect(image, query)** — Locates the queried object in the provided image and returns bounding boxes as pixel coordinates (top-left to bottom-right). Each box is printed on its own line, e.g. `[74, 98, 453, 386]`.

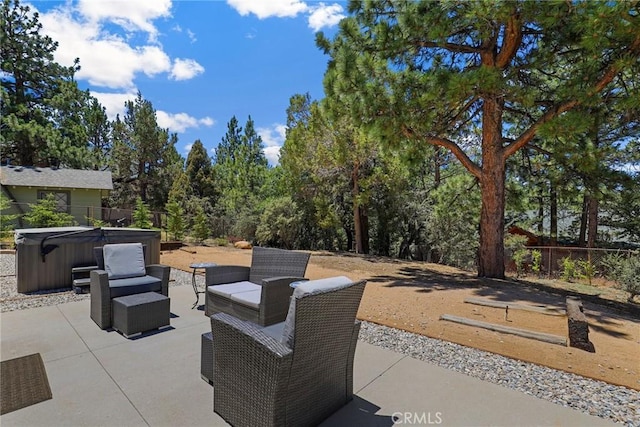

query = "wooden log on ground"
[464, 297, 566, 316]
[566, 297, 595, 353]
[440, 314, 567, 346]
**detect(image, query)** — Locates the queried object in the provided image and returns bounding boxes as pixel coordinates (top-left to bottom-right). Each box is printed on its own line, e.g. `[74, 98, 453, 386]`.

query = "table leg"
[191, 268, 199, 309]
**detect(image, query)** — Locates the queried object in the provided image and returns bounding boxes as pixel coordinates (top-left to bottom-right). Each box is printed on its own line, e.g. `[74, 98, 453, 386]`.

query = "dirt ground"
[161, 245, 640, 391]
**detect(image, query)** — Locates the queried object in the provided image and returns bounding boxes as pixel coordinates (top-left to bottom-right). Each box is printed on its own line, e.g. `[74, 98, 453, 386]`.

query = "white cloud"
[172, 25, 197, 43]
[199, 117, 215, 127]
[37, 2, 201, 90]
[258, 124, 287, 165]
[227, 0, 308, 19]
[186, 29, 197, 43]
[92, 91, 215, 136]
[77, 0, 172, 40]
[308, 3, 344, 31]
[156, 111, 215, 133]
[227, 0, 344, 31]
[184, 143, 193, 153]
[170, 58, 205, 81]
[91, 91, 138, 120]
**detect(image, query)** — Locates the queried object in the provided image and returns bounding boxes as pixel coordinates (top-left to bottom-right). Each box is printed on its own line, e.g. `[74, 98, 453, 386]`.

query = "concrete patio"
[0, 284, 616, 426]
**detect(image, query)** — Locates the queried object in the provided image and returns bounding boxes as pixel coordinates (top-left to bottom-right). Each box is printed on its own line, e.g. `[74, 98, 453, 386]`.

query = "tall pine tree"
[1, 0, 93, 167]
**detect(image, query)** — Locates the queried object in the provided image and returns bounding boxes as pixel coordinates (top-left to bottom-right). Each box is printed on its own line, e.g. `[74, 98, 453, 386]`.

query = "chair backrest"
[281, 277, 366, 424]
[248, 246, 310, 284]
[94, 244, 148, 272]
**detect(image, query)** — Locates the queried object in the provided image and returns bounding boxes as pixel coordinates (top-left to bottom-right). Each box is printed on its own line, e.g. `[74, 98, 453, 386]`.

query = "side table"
[190, 262, 216, 309]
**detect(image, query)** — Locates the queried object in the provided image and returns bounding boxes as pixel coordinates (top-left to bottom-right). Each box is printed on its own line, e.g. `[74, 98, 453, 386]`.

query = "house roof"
[0, 166, 113, 190]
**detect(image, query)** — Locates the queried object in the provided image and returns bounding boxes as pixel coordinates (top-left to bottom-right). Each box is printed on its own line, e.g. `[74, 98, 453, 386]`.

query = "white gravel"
[1, 253, 638, 426]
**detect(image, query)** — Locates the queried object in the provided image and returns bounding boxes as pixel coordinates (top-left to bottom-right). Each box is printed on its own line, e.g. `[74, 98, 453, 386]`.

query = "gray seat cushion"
[109, 275, 162, 298]
[261, 321, 285, 341]
[281, 276, 354, 347]
[230, 290, 261, 309]
[208, 281, 261, 299]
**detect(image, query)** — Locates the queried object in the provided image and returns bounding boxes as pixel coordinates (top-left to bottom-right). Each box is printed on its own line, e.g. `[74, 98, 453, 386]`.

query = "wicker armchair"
[90, 243, 170, 329]
[210, 276, 366, 427]
[204, 247, 310, 326]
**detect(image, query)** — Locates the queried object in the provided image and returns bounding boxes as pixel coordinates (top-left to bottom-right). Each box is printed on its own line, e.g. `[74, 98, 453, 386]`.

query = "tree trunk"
[587, 196, 598, 248]
[578, 195, 588, 247]
[353, 161, 364, 253]
[360, 206, 370, 254]
[342, 225, 353, 252]
[550, 182, 558, 246]
[549, 181, 558, 274]
[537, 195, 544, 236]
[478, 98, 506, 279]
[434, 147, 442, 188]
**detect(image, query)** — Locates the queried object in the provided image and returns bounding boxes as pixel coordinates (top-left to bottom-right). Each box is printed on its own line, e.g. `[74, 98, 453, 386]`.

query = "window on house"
[38, 190, 70, 213]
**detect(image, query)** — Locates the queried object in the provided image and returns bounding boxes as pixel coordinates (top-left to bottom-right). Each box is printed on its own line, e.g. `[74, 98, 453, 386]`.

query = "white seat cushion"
[230, 290, 261, 309]
[208, 281, 260, 299]
[103, 243, 146, 279]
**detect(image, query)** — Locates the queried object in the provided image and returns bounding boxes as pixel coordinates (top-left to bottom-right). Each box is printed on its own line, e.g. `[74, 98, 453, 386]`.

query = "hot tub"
[14, 227, 161, 293]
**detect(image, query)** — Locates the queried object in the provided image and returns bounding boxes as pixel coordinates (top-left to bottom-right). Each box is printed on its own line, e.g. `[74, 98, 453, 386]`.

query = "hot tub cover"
[15, 227, 160, 246]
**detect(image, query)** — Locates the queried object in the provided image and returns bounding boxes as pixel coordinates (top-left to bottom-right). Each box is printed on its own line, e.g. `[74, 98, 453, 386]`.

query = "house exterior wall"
[1, 185, 105, 228]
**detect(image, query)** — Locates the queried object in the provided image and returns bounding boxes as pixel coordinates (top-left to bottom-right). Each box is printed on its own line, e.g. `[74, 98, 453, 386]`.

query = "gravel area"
[1, 253, 638, 426]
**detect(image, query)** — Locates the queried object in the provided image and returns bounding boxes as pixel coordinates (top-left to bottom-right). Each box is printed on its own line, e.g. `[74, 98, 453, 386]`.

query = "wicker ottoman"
[201, 332, 214, 385]
[112, 292, 170, 338]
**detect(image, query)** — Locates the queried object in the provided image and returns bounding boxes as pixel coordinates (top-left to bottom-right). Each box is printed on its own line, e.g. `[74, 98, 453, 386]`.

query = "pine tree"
[109, 93, 181, 211]
[192, 207, 209, 243]
[319, 0, 640, 278]
[131, 197, 153, 229]
[1, 0, 92, 167]
[214, 116, 268, 213]
[185, 140, 215, 199]
[165, 199, 185, 241]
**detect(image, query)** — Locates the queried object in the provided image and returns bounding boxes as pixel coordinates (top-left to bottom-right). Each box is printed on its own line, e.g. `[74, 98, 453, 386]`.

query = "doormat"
[1, 353, 52, 415]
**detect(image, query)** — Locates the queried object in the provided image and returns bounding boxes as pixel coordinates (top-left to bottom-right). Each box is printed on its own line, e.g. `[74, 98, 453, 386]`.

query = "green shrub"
[192, 208, 209, 243]
[561, 256, 578, 282]
[255, 197, 303, 249]
[531, 250, 542, 276]
[505, 234, 528, 277]
[512, 249, 528, 278]
[602, 253, 640, 302]
[166, 200, 185, 240]
[577, 259, 596, 286]
[0, 193, 19, 238]
[85, 216, 106, 227]
[23, 194, 75, 228]
[213, 237, 228, 246]
[131, 197, 153, 229]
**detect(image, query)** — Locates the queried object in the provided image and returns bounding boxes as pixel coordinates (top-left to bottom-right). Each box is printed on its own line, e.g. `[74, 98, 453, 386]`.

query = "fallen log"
[566, 297, 595, 353]
[464, 297, 566, 316]
[440, 314, 567, 346]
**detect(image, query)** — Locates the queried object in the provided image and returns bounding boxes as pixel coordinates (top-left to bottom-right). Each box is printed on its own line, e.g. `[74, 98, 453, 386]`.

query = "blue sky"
[30, 0, 345, 165]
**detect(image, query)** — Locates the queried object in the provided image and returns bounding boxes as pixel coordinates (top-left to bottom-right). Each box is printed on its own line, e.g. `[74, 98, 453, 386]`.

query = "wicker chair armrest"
[205, 265, 250, 286]
[211, 312, 292, 356]
[146, 264, 170, 296]
[261, 276, 307, 287]
[90, 269, 111, 329]
[260, 277, 305, 319]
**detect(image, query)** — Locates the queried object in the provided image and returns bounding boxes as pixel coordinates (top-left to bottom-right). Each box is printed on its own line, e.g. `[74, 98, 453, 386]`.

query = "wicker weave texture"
[90, 244, 170, 330]
[248, 247, 310, 284]
[201, 332, 214, 385]
[112, 292, 170, 337]
[205, 247, 310, 325]
[210, 279, 365, 427]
